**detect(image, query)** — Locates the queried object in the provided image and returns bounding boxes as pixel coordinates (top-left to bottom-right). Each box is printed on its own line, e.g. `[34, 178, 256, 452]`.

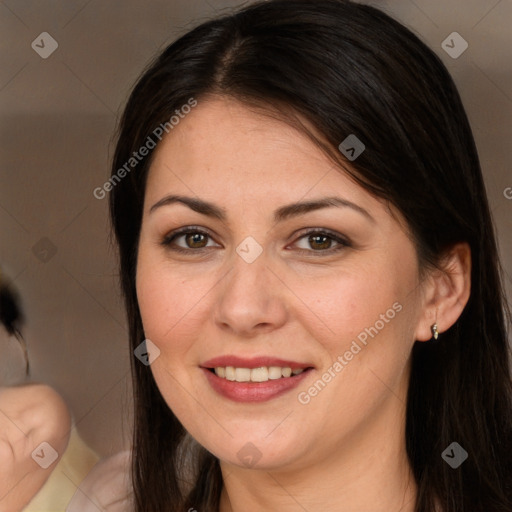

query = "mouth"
[200, 356, 315, 402]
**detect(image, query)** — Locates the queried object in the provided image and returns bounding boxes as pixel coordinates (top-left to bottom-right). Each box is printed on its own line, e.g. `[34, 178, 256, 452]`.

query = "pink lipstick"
[201, 356, 314, 402]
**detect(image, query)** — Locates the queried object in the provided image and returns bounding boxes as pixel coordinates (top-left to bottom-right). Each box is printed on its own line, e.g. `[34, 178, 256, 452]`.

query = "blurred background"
[0, 0, 511, 470]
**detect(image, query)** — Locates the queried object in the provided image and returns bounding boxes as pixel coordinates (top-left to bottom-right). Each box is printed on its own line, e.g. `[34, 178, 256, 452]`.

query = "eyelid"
[291, 227, 349, 243]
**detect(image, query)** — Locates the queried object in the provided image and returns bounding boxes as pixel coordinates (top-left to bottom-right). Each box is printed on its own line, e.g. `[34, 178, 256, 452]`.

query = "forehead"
[145, 96, 372, 207]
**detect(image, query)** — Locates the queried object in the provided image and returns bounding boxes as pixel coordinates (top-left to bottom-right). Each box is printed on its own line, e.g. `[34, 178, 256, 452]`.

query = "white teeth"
[225, 366, 236, 381]
[268, 366, 283, 380]
[251, 367, 269, 382]
[214, 366, 305, 382]
[235, 368, 251, 382]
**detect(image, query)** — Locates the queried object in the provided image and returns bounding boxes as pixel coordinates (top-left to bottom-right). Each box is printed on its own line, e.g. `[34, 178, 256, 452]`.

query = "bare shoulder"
[0, 383, 68, 411]
[0, 384, 71, 511]
[0, 384, 71, 447]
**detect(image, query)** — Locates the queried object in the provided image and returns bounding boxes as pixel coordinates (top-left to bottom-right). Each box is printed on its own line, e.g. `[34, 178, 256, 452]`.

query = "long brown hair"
[109, 1, 512, 510]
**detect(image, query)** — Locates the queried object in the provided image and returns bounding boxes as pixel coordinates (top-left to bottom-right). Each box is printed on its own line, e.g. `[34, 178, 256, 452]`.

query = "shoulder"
[66, 450, 133, 512]
[0, 383, 71, 453]
[0, 384, 71, 511]
[0, 383, 71, 435]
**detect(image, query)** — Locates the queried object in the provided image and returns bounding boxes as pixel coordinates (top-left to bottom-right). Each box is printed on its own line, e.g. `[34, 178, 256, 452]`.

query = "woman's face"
[136, 96, 427, 471]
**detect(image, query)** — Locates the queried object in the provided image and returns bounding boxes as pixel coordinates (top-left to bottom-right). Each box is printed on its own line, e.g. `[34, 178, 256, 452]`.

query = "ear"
[414, 242, 471, 342]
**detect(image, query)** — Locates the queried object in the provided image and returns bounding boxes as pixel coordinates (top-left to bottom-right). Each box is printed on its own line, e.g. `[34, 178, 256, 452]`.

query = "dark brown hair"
[109, 1, 512, 510]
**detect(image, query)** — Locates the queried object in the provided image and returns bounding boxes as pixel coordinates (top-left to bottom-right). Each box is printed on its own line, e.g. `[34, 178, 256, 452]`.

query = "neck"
[218, 373, 416, 512]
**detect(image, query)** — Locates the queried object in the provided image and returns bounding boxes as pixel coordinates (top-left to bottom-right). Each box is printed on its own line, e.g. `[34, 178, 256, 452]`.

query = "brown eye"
[161, 227, 220, 253]
[293, 229, 350, 255]
[308, 234, 333, 250]
[184, 232, 208, 248]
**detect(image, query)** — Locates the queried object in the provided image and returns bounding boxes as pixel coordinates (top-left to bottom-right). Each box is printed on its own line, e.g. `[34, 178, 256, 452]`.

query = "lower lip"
[202, 367, 313, 402]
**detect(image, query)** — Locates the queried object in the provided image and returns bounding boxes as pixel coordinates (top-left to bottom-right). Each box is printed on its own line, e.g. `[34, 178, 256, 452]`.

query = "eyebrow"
[149, 194, 375, 223]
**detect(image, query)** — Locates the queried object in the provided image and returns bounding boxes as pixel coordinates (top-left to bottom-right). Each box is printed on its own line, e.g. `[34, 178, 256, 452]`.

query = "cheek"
[136, 258, 207, 414]
[136, 254, 203, 353]
[298, 272, 414, 420]
[294, 253, 419, 411]
[293, 262, 408, 354]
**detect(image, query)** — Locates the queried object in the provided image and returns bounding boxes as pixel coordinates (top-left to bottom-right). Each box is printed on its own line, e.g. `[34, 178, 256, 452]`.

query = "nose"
[213, 249, 288, 337]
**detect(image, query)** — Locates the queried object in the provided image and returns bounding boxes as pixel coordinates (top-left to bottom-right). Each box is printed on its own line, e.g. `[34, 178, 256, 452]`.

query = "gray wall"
[1, 0, 511, 458]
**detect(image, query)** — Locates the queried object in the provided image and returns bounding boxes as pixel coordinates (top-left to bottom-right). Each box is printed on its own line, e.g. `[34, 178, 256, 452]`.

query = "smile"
[201, 356, 314, 402]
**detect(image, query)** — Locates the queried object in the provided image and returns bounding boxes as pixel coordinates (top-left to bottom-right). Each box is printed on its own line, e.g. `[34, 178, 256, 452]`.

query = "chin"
[203, 432, 310, 471]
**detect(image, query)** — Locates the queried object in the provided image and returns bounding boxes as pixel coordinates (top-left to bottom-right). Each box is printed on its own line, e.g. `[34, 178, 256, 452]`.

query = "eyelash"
[160, 225, 351, 256]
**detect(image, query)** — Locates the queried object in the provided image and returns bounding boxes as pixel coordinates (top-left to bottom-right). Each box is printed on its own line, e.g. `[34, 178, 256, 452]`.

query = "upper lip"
[201, 356, 314, 370]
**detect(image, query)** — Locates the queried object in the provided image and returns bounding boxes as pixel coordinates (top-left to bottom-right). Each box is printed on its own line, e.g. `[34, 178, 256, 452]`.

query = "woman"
[105, 0, 512, 510]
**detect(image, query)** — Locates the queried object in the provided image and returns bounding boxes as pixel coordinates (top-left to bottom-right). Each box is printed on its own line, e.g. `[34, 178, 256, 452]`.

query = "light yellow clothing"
[25, 427, 99, 512]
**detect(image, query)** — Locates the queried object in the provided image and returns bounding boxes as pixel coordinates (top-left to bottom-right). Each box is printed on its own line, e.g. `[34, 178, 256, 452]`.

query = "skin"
[136, 96, 471, 512]
[0, 384, 71, 512]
